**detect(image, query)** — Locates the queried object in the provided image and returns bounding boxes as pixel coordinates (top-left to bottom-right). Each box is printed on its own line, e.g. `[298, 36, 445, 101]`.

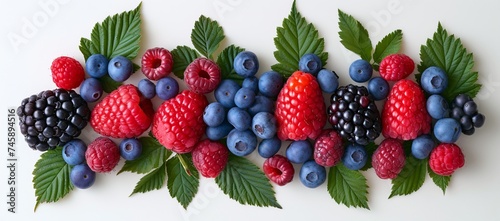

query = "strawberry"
[379, 54, 414, 81]
[152, 90, 208, 154]
[382, 79, 431, 140]
[275, 71, 326, 141]
[85, 137, 120, 173]
[51, 56, 85, 90]
[90, 84, 153, 138]
[372, 138, 406, 179]
[191, 139, 229, 178]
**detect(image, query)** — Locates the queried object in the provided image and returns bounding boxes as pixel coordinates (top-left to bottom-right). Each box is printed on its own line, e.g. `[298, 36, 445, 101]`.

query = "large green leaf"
[190, 15, 225, 60]
[130, 163, 167, 196]
[338, 9, 372, 61]
[216, 45, 245, 83]
[389, 157, 427, 198]
[373, 29, 403, 65]
[327, 164, 369, 209]
[118, 136, 171, 175]
[166, 154, 199, 209]
[171, 45, 200, 79]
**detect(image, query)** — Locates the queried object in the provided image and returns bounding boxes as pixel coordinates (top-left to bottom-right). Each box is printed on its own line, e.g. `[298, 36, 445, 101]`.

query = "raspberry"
[313, 129, 344, 167]
[379, 54, 414, 81]
[382, 79, 431, 140]
[372, 138, 406, 179]
[152, 90, 208, 154]
[184, 58, 221, 94]
[275, 71, 326, 141]
[51, 56, 85, 90]
[429, 143, 465, 176]
[85, 137, 120, 173]
[90, 84, 153, 138]
[191, 139, 229, 178]
[263, 155, 294, 186]
[141, 47, 173, 80]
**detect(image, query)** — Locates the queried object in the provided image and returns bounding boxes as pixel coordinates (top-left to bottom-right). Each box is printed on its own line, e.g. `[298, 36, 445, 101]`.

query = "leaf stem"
[176, 154, 192, 176]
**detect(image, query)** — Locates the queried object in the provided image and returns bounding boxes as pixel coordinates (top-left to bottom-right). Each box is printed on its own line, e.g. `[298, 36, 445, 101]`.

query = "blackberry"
[451, 94, 485, 135]
[327, 84, 381, 145]
[17, 89, 90, 151]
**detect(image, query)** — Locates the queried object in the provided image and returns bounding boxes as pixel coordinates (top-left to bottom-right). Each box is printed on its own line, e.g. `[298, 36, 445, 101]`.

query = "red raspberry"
[275, 71, 326, 141]
[184, 58, 221, 94]
[379, 54, 414, 81]
[152, 90, 208, 154]
[51, 56, 85, 90]
[314, 129, 344, 167]
[372, 138, 406, 179]
[85, 137, 120, 173]
[429, 143, 465, 176]
[90, 84, 153, 138]
[191, 139, 229, 178]
[382, 79, 431, 140]
[141, 47, 173, 80]
[263, 155, 294, 186]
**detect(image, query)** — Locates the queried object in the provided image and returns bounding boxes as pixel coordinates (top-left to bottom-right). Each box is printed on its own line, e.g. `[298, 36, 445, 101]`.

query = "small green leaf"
[166, 154, 199, 209]
[428, 165, 451, 194]
[327, 164, 369, 209]
[216, 154, 282, 208]
[360, 142, 378, 171]
[338, 10, 372, 61]
[389, 157, 427, 198]
[130, 163, 167, 196]
[97, 75, 122, 93]
[216, 45, 245, 84]
[272, 1, 328, 78]
[33, 147, 73, 211]
[171, 45, 200, 79]
[118, 136, 172, 175]
[190, 15, 225, 60]
[373, 29, 403, 64]
[79, 38, 97, 60]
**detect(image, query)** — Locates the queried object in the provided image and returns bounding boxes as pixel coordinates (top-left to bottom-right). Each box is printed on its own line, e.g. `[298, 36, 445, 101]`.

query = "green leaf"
[171, 45, 200, 79]
[373, 29, 403, 64]
[428, 165, 451, 194]
[389, 157, 427, 198]
[216, 155, 282, 208]
[190, 15, 225, 60]
[272, 1, 328, 78]
[166, 154, 199, 209]
[417, 23, 482, 100]
[32, 147, 73, 211]
[338, 10, 372, 61]
[130, 163, 167, 196]
[97, 75, 122, 93]
[118, 136, 172, 175]
[79, 38, 97, 60]
[327, 164, 369, 209]
[216, 45, 245, 84]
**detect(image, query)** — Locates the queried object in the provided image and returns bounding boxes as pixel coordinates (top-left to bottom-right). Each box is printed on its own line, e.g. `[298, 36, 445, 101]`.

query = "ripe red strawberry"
[85, 137, 120, 173]
[184, 58, 221, 94]
[263, 154, 294, 186]
[379, 54, 414, 81]
[90, 84, 153, 138]
[51, 56, 85, 90]
[152, 90, 208, 154]
[275, 71, 326, 141]
[141, 47, 173, 80]
[429, 143, 465, 176]
[372, 138, 406, 179]
[382, 79, 431, 140]
[191, 139, 229, 178]
[314, 129, 343, 167]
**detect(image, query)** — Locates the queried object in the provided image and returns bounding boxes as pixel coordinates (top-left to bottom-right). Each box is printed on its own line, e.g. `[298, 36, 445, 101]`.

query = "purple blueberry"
[242, 76, 259, 93]
[434, 118, 461, 143]
[119, 138, 142, 161]
[411, 134, 435, 159]
[349, 59, 373, 83]
[286, 140, 313, 164]
[257, 136, 281, 158]
[234, 51, 259, 77]
[342, 143, 367, 170]
[234, 87, 256, 109]
[70, 164, 96, 189]
[453, 94, 471, 108]
[426, 94, 450, 119]
[62, 139, 87, 165]
[215, 79, 240, 108]
[421, 66, 448, 94]
[299, 160, 326, 188]
[472, 113, 485, 128]
[248, 95, 274, 116]
[367, 77, 389, 100]
[299, 53, 322, 75]
[79, 78, 103, 102]
[317, 69, 339, 93]
[227, 107, 251, 131]
[86, 54, 108, 78]
[108, 55, 133, 82]
[156, 76, 179, 100]
[227, 129, 257, 156]
[258, 71, 283, 98]
[463, 101, 478, 116]
[138, 79, 156, 99]
[251, 112, 277, 139]
[206, 120, 234, 141]
[203, 102, 226, 127]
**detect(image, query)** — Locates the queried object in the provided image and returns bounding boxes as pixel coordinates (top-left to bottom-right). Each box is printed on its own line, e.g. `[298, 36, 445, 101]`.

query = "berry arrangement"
[20, 2, 485, 211]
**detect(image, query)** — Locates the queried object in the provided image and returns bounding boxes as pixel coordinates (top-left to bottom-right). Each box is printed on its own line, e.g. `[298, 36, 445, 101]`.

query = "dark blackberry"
[451, 94, 485, 135]
[17, 89, 90, 151]
[327, 84, 381, 145]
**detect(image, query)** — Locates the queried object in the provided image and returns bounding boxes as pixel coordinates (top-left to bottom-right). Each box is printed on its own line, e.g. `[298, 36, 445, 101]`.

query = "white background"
[1, 0, 500, 220]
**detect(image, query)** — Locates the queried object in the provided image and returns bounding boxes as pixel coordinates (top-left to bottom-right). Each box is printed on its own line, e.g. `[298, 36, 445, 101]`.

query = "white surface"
[1, 0, 500, 220]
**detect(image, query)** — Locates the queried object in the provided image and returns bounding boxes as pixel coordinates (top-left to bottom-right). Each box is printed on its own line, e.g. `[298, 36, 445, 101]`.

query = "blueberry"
[426, 94, 450, 119]
[420, 66, 448, 94]
[451, 107, 464, 119]
[234, 87, 256, 109]
[86, 54, 108, 78]
[349, 59, 373, 83]
[434, 118, 461, 143]
[367, 77, 389, 100]
[138, 79, 156, 99]
[463, 101, 478, 116]
[70, 164, 96, 189]
[206, 120, 234, 141]
[459, 115, 473, 131]
[248, 95, 274, 116]
[227, 107, 251, 131]
[251, 112, 277, 139]
[79, 78, 103, 102]
[215, 79, 240, 108]
[62, 139, 87, 165]
[234, 51, 259, 77]
[258, 71, 283, 98]
[472, 113, 485, 128]
[298, 53, 322, 75]
[242, 76, 259, 93]
[119, 138, 142, 161]
[286, 140, 313, 164]
[108, 55, 133, 82]
[317, 69, 339, 93]
[227, 129, 257, 156]
[257, 136, 281, 158]
[156, 76, 179, 100]
[411, 134, 435, 159]
[299, 160, 326, 188]
[342, 143, 367, 170]
[453, 94, 471, 108]
[203, 102, 226, 127]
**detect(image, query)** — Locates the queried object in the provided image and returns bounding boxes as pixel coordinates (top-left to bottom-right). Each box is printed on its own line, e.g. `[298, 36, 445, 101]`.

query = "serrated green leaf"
[360, 142, 378, 171]
[373, 29, 403, 64]
[216, 154, 282, 208]
[190, 15, 225, 60]
[79, 38, 96, 60]
[118, 136, 172, 175]
[32, 147, 73, 211]
[171, 45, 200, 79]
[166, 154, 199, 209]
[338, 10, 372, 61]
[428, 165, 450, 194]
[389, 157, 427, 198]
[97, 75, 122, 93]
[327, 164, 369, 209]
[130, 163, 167, 196]
[272, 1, 328, 78]
[417, 23, 481, 100]
[216, 45, 245, 84]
